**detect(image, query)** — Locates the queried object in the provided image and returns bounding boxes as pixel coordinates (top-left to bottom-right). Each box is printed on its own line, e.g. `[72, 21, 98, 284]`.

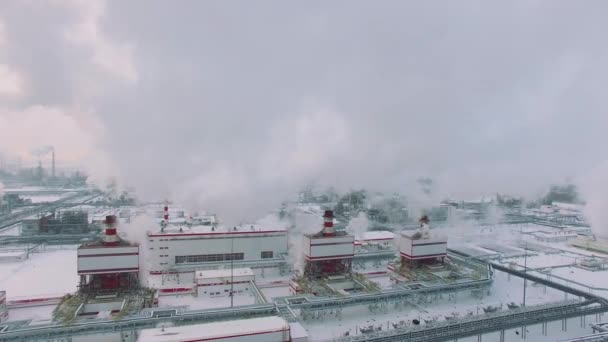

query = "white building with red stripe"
[77, 215, 140, 290]
[398, 230, 447, 263]
[303, 210, 355, 279]
[147, 224, 288, 274]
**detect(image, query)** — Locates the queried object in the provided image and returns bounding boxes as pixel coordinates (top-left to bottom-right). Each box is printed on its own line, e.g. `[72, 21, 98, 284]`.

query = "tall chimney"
[51, 149, 55, 178]
[164, 203, 169, 223]
[103, 215, 120, 245]
[322, 210, 335, 236]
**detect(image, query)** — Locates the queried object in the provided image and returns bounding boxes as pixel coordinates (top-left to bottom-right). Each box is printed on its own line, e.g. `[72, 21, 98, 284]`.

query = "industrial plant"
[0, 181, 607, 342]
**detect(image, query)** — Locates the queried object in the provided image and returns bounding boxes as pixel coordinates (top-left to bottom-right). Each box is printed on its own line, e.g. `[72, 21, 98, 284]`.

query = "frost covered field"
[0, 247, 78, 298]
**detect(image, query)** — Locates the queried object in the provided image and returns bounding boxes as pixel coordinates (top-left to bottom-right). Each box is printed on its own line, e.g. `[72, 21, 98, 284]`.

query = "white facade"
[399, 233, 447, 260]
[303, 234, 354, 261]
[147, 225, 288, 274]
[77, 245, 139, 275]
[196, 268, 255, 297]
[137, 316, 291, 342]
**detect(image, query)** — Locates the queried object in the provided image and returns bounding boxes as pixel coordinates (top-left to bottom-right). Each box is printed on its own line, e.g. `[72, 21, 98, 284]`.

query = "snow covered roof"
[289, 322, 308, 339]
[137, 316, 289, 341]
[149, 223, 286, 236]
[196, 267, 254, 279]
[359, 231, 395, 241]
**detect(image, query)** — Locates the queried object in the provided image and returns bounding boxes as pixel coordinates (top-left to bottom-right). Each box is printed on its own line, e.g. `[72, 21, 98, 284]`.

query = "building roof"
[149, 223, 287, 237]
[289, 322, 308, 339]
[137, 316, 289, 342]
[359, 231, 395, 241]
[196, 267, 254, 279]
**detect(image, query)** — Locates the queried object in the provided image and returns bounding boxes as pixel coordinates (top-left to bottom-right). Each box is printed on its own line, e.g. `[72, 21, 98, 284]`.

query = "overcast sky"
[1, 1, 607, 222]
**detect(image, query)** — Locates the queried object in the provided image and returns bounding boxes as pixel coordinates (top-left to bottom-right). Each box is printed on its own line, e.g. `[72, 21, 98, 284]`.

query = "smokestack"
[51, 149, 55, 178]
[322, 210, 335, 236]
[103, 215, 120, 245]
[164, 203, 169, 223]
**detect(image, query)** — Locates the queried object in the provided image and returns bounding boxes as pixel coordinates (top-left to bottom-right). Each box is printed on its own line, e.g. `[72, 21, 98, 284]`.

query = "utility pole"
[523, 243, 527, 307]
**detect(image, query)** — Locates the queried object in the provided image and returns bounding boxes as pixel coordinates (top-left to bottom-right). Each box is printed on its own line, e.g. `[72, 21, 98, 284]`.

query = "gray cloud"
[1, 0, 608, 222]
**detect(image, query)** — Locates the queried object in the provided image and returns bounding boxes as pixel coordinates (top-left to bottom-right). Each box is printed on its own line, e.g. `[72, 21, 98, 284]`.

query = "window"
[175, 253, 244, 264]
[261, 251, 273, 259]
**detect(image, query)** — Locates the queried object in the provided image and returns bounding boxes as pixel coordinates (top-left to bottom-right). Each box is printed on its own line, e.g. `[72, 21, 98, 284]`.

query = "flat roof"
[149, 223, 287, 237]
[196, 267, 254, 279]
[289, 322, 308, 339]
[359, 231, 395, 241]
[137, 316, 289, 341]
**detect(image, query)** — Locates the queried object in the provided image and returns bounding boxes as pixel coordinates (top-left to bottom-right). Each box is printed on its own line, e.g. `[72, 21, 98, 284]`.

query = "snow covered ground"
[300, 270, 570, 340]
[455, 314, 601, 342]
[501, 253, 578, 270]
[0, 247, 78, 299]
[19, 195, 64, 203]
[260, 285, 291, 301]
[367, 275, 394, 290]
[7, 304, 56, 323]
[0, 223, 22, 236]
[158, 293, 257, 310]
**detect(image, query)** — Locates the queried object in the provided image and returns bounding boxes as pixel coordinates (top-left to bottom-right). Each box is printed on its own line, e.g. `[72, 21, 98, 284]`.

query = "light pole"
[523, 243, 527, 307]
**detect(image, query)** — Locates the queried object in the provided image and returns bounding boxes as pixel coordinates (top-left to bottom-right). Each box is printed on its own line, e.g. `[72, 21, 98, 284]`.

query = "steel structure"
[0, 192, 98, 230]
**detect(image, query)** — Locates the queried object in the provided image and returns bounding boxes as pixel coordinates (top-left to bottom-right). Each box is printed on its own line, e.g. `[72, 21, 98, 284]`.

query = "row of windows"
[261, 251, 273, 259]
[175, 253, 244, 264]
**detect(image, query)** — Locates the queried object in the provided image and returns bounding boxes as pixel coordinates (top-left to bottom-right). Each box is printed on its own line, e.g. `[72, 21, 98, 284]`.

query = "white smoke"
[287, 208, 324, 274]
[119, 214, 156, 285]
[485, 203, 505, 225]
[581, 161, 608, 239]
[346, 211, 370, 239]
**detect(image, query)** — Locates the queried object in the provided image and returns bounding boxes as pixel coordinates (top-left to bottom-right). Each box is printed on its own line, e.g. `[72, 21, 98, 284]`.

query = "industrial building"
[4, 188, 608, 342]
[53, 215, 155, 321]
[303, 210, 354, 279]
[77, 215, 139, 290]
[147, 205, 288, 275]
[398, 216, 447, 268]
[195, 267, 255, 297]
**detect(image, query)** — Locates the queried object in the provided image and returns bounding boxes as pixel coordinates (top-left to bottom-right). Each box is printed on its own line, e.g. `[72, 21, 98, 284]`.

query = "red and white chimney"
[163, 202, 169, 223]
[322, 210, 335, 236]
[103, 215, 120, 245]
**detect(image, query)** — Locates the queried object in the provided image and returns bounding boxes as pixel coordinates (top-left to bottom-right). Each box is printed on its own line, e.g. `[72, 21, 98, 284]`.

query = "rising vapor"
[1, 1, 608, 224]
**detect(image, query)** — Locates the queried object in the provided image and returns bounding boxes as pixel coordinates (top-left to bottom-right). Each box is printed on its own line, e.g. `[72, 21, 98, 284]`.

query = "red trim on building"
[78, 267, 139, 274]
[197, 281, 250, 287]
[411, 241, 447, 247]
[159, 288, 193, 293]
[180, 328, 290, 342]
[400, 252, 446, 260]
[78, 252, 139, 258]
[9, 296, 63, 305]
[148, 230, 286, 237]
[309, 241, 354, 247]
[305, 254, 354, 261]
[78, 245, 139, 249]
